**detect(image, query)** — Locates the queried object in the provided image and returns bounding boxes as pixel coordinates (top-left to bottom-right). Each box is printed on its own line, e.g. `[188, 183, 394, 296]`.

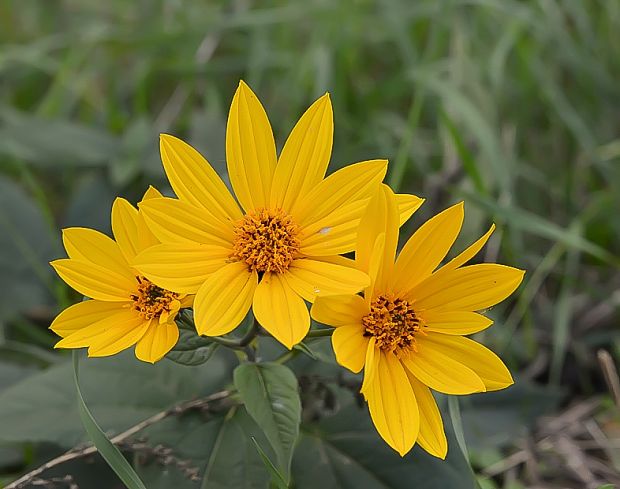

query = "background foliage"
[0, 0, 619, 488]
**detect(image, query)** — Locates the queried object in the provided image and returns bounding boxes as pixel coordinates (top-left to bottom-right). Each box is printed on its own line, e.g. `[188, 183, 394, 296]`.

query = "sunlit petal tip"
[254, 273, 310, 349]
[237, 80, 260, 99]
[158, 133, 177, 150]
[142, 185, 163, 200]
[393, 201, 467, 293]
[318, 91, 331, 104]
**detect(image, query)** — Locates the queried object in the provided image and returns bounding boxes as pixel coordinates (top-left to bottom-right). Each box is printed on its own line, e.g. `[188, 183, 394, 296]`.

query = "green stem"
[274, 349, 299, 364]
[180, 314, 260, 350]
[306, 328, 333, 338]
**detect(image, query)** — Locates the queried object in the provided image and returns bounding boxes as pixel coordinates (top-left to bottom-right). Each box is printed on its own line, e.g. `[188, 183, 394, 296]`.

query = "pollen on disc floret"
[131, 276, 181, 321]
[231, 208, 301, 273]
[362, 293, 426, 354]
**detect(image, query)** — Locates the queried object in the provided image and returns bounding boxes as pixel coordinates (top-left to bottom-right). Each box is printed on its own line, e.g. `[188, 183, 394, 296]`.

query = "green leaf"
[200, 408, 271, 489]
[63, 175, 117, 234]
[461, 379, 563, 452]
[0, 108, 118, 168]
[0, 360, 38, 391]
[73, 352, 147, 489]
[440, 110, 487, 195]
[0, 350, 231, 446]
[462, 192, 620, 267]
[448, 397, 470, 462]
[292, 342, 317, 360]
[233, 362, 301, 481]
[0, 176, 59, 321]
[166, 328, 220, 366]
[109, 116, 156, 185]
[293, 386, 476, 489]
[0, 446, 22, 472]
[250, 437, 289, 489]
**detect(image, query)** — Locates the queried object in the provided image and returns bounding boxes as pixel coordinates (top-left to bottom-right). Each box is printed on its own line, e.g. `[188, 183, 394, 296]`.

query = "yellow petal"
[284, 258, 369, 302]
[51, 259, 135, 302]
[136, 206, 161, 253]
[133, 243, 230, 294]
[111, 198, 142, 262]
[295, 159, 387, 228]
[139, 197, 233, 247]
[311, 294, 368, 327]
[298, 199, 366, 256]
[419, 333, 514, 391]
[62, 227, 133, 281]
[194, 261, 257, 337]
[441, 224, 495, 272]
[226, 81, 277, 211]
[309, 254, 356, 268]
[331, 323, 369, 373]
[396, 193, 424, 226]
[365, 233, 386, 301]
[253, 272, 310, 349]
[361, 337, 378, 396]
[271, 94, 333, 212]
[392, 202, 464, 295]
[87, 317, 151, 358]
[422, 310, 493, 335]
[357, 185, 399, 292]
[407, 373, 447, 459]
[135, 321, 179, 363]
[366, 352, 419, 457]
[412, 264, 525, 312]
[142, 185, 163, 200]
[401, 335, 486, 394]
[159, 134, 242, 221]
[55, 308, 144, 350]
[50, 300, 127, 338]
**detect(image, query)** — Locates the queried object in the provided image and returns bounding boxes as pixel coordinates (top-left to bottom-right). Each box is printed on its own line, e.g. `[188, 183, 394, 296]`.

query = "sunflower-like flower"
[49, 188, 192, 363]
[133, 81, 422, 348]
[311, 185, 524, 457]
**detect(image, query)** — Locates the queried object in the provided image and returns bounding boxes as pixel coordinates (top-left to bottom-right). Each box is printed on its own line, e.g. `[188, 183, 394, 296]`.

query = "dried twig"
[598, 349, 620, 408]
[482, 398, 602, 478]
[555, 435, 602, 489]
[6, 390, 231, 489]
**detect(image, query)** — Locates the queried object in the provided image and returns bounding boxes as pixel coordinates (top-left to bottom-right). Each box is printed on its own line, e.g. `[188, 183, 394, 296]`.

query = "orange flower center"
[131, 276, 180, 320]
[362, 294, 425, 353]
[231, 208, 301, 273]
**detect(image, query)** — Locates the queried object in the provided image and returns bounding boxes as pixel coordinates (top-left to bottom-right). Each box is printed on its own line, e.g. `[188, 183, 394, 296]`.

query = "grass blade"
[72, 352, 147, 489]
[250, 436, 289, 489]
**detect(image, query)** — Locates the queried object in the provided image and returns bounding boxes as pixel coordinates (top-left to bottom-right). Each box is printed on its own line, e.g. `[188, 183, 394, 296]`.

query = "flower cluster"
[50, 81, 523, 458]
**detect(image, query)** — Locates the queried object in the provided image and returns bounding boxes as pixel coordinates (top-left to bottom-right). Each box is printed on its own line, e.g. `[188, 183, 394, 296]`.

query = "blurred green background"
[1, 0, 619, 488]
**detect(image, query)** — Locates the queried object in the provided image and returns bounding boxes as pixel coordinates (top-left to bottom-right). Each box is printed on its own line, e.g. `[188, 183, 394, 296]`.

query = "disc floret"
[131, 276, 181, 321]
[362, 294, 425, 354]
[231, 208, 301, 273]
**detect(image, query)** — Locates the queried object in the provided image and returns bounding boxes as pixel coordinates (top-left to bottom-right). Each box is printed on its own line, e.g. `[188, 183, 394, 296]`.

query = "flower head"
[311, 185, 524, 457]
[134, 81, 422, 348]
[50, 187, 192, 363]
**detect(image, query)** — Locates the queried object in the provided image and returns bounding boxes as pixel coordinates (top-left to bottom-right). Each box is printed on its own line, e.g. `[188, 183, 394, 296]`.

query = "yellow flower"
[50, 187, 193, 363]
[311, 185, 524, 458]
[134, 81, 422, 348]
